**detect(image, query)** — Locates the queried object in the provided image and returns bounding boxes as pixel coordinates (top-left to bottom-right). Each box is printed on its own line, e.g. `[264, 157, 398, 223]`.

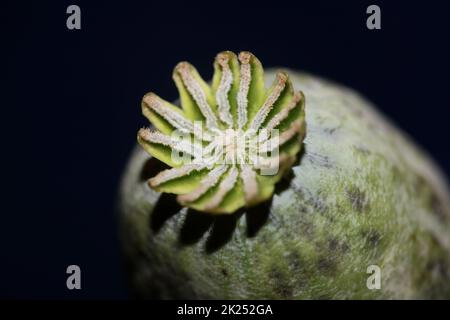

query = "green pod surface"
[119, 70, 450, 299]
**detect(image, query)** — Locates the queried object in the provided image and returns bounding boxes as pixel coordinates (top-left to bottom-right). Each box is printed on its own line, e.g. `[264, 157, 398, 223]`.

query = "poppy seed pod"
[119, 52, 450, 299]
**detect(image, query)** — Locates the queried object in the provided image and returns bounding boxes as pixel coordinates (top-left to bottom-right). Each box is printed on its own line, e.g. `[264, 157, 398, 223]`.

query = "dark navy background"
[2, 0, 450, 298]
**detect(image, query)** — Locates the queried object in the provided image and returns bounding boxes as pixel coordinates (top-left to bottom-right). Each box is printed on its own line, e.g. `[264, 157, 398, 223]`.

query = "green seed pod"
[119, 52, 450, 299]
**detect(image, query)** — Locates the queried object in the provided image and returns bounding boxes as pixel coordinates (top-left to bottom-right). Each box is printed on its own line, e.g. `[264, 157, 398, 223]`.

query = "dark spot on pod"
[300, 220, 315, 240]
[341, 241, 350, 253]
[412, 174, 428, 194]
[269, 267, 293, 298]
[328, 238, 339, 251]
[310, 190, 330, 214]
[366, 118, 389, 136]
[426, 258, 450, 280]
[353, 108, 363, 118]
[268, 210, 286, 230]
[368, 232, 381, 247]
[414, 175, 449, 222]
[326, 237, 350, 254]
[305, 152, 333, 169]
[291, 184, 328, 218]
[341, 97, 364, 119]
[259, 231, 270, 244]
[313, 198, 328, 214]
[276, 286, 293, 299]
[290, 182, 306, 196]
[317, 256, 337, 275]
[345, 185, 369, 213]
[391, 165, 404, 184]
[429, 191, 448, 222]
[361, 229, 381, 248]
[287, 252, 309, 289]
[353, 145, 371, 156]
[323, 127, 338, 135]
[287, 251, 303, 272]
[295, 201, 309, 214]
[221, 268, 228, 277]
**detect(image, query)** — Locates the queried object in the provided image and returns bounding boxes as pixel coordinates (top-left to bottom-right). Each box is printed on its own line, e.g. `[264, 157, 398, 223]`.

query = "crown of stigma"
[138, 51, 306, 214]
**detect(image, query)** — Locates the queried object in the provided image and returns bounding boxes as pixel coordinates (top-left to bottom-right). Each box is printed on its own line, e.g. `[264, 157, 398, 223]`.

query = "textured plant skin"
[119, 70, 450, 299]
[137, 51, 305, 214]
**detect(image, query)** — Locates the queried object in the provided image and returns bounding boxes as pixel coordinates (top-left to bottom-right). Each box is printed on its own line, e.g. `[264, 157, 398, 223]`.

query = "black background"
[2, 0, 450, 299]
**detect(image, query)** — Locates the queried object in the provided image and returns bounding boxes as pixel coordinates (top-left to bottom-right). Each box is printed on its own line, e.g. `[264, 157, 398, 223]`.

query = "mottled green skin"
[119, 71, 450, 299]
